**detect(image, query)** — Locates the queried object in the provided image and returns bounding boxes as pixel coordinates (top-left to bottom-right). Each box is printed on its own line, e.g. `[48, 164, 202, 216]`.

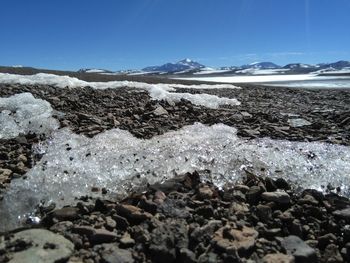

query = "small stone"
[213, 226, 258, 256]
[101, 244, 134, 263]
[90, 228, 117, 244]
[256, 204, 272, 222]
[104, 216, 117, 230]
[0, 168, 13, 177]
[282, 235, 317, 263]
[275, 178, 290, 190]
[50, 221, 74, 233]
[263, 253, 295, 263]
[318, 233, 337, 250]
[246, 185, 263, 204]
[17, 154, 28, 163]
[179, 248, 196, 263]
[288, 118, 312, 127]
[197, 185, 214, 200]
[333, 208, 350, 220]
[116, 204, 152, 224]
[195, 205, 214, 218]
[51, 207, 80, 221]
[234, 184, 250, 193]
[120, 233, 135, 248]
[262, 191, 290, 204]
[298, 194, 319, 206]
[153, 105, 168, 116]
[112, 214, 129, 230]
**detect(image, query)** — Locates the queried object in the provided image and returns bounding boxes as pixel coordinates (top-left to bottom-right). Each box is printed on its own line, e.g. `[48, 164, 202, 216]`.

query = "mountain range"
[78, 59, 350, 76]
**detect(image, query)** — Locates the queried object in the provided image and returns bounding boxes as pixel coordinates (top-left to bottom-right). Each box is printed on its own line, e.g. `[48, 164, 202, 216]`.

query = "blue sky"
[0, 0, 349, 70]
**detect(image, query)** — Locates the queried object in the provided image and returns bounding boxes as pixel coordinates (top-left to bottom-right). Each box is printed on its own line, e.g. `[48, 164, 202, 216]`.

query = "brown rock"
[213, 226, 258, 256]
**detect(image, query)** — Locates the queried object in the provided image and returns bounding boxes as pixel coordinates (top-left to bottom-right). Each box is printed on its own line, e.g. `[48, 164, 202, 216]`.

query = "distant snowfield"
[0, 73, 241, 109]
[176, 74, 350, 89]
[176, 74, 344, 83]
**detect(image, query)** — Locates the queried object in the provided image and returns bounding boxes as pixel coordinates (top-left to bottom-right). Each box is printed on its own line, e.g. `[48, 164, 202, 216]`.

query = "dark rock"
[51, 207, 80, 221]
[275, 178, 290, 190]
[246, 185, 263, 204]
[256, 204, 272, 222]
[179, 248, 197, 263]
[195, 205, 214, 218]
[262, 191, 291, 204]
[90, 228, 117, 244]
[318, 233, 337, 250]
[112, 214, 129, 230]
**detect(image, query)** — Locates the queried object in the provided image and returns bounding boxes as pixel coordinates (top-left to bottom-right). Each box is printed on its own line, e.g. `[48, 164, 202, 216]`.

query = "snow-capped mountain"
[283, 63, 313, 69]
[73, 59, 350, 76]
[142, 59, 205, 73]
[242, 62, 280, 69]
[322, 60, 350, 70]
[78, 68, 112, 74]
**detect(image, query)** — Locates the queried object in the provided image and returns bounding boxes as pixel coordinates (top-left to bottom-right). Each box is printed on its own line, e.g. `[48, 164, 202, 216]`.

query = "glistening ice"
[1, 122, 350, 231]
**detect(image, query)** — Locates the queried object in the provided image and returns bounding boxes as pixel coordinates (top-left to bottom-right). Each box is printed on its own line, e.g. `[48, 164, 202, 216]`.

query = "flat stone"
[2, 229, 74, 263]
[153, 105, 168, 116]
[263, 253, 295, 263]
[90, 228, 117, 244]
[262, 191, 290, 204]
[116, 204, 152, 224]
[281, 235, 317, 263]
[288, 118, 312, 128]
[333, 207, 350, 220]
[51, 207, 80, 221]
[213, 226, 258, 256]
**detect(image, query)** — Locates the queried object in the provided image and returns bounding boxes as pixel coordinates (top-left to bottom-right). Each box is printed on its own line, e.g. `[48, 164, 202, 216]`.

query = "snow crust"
[0, 73, 240, 109]
[0, 93, 59, 139]
[1, 121, 350, 231]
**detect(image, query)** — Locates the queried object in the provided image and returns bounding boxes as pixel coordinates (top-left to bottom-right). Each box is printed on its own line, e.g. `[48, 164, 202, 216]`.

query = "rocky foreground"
[1, 81, 350, 262]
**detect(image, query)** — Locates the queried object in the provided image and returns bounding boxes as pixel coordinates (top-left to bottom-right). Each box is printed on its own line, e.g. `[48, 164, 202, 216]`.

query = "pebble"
[261, 191, 291, 204]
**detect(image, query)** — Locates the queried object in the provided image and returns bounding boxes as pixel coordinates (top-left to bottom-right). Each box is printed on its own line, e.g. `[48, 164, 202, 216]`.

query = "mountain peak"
[179, 58, 193, 63]
[143, 58, 205, 73]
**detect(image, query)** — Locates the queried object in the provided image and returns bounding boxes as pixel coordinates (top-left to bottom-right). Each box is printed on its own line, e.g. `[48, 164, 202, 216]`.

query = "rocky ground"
[1, 80, 350, 262]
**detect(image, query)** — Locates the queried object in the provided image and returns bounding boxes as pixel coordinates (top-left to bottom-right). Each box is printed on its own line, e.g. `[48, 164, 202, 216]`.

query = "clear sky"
[0, 0, 349, 70]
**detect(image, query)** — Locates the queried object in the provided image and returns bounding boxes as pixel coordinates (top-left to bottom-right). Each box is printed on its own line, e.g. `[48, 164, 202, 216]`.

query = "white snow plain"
[0, 73, 241, 109]
[0, 93, 59, 139]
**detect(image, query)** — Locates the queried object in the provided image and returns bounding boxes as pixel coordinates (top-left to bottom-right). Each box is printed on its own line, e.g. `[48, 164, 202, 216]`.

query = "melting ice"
[0, 93, 59, 139]
[1, 123, 350, 231]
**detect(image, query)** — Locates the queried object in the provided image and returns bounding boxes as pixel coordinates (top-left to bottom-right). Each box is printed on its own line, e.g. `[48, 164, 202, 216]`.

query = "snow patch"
[0, 73, 241, 109]
[1, 121, 350, 231]
[0, 93, 59, 139]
